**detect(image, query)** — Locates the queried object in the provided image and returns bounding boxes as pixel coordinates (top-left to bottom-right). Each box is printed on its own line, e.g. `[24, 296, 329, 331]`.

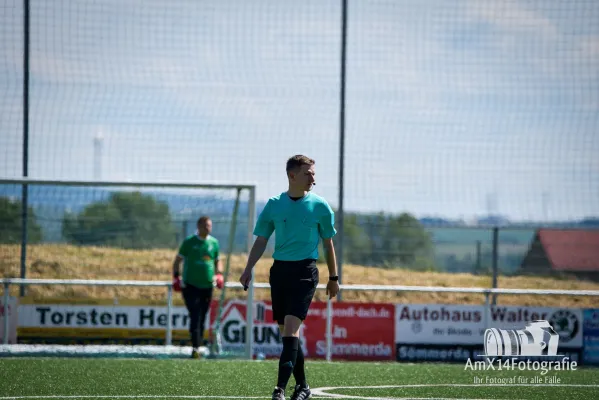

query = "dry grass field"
[2, 244, 598, 307]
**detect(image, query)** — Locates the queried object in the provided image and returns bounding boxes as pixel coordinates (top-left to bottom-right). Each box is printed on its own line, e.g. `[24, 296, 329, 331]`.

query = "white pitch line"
[2, 385, 598, 400]
[310, 384, 599, 400]
[0, 397, 325, 400]
[0, 397, 334, 400]
[0, 397, 272, 400]
[315, 384, 599, 389]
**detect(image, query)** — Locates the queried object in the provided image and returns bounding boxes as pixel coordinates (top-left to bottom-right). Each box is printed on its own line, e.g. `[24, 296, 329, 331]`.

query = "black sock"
[190, 328, 199, 349]
[293, 342, 307, 388]
[277, 336, 299, 390]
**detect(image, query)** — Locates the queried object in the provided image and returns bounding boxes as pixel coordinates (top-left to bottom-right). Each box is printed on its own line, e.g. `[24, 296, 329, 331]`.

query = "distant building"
[520, 229, 599, 281]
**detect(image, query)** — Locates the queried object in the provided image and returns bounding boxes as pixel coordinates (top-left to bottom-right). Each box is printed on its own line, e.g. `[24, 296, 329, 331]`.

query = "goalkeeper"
[172, 216, 224, 359]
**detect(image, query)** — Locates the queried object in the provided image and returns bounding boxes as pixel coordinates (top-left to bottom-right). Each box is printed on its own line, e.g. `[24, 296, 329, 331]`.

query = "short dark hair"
[286, 155, 315, 176]
[197, 216, 211, 225]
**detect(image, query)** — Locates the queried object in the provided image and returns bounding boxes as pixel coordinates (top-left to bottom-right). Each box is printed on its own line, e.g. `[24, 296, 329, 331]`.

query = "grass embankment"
[1, 244, 598, 307]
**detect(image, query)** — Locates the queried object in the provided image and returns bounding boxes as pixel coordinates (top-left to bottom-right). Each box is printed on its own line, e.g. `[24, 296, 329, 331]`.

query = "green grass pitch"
[0, 358, 598, 400]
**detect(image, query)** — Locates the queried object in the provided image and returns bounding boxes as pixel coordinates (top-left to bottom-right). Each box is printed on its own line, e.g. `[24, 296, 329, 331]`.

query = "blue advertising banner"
[583, 309, 599, 365]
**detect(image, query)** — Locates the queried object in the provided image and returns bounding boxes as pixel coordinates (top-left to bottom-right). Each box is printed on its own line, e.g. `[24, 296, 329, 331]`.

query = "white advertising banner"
[395, 304, 583, 348]
[18, 304, 200, 330]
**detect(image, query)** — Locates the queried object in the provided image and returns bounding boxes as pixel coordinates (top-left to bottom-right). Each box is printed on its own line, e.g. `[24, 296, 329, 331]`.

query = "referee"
[240, 155, 340, 400]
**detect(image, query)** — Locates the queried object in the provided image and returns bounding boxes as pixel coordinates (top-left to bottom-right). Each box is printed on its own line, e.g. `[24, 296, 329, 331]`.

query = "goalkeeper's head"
[197, 216, 212, 238]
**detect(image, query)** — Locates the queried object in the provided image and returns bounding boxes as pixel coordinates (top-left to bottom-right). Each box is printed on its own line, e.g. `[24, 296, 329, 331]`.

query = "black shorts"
[269, 258, 319, 325]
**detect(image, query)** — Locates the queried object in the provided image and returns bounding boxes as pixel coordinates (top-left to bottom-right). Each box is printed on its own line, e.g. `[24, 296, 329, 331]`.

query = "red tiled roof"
[538, 229, 599, 272]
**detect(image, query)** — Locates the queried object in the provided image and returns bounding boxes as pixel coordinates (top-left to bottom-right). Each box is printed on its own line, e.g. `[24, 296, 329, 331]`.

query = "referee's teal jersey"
[253, 192, 337, 261]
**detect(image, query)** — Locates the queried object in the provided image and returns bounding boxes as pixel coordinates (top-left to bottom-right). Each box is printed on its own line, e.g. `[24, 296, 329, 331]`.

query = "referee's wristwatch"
[329, 275, 339, 281]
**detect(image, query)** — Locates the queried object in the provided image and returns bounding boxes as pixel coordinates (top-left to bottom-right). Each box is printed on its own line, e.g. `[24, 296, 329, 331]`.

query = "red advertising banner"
[209, 300, 395, 361]
[304, 302, 396, 361]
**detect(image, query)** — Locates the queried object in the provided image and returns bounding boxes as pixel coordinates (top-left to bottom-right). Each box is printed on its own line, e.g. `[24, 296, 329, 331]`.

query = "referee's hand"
[326, 279, 339, 299]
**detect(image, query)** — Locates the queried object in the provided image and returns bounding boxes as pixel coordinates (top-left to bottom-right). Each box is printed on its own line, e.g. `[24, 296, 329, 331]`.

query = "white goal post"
[0, 177, 257, 358]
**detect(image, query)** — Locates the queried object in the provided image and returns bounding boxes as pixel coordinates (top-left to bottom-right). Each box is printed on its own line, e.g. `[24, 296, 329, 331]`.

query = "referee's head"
[286, 155, 316, 191]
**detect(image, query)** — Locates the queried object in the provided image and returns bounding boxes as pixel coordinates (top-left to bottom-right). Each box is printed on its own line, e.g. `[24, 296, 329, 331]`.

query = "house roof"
[538, 229, 599, 272]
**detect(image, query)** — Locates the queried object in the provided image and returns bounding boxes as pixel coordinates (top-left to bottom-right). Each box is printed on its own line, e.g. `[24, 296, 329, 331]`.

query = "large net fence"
[1, 0, 598, 297]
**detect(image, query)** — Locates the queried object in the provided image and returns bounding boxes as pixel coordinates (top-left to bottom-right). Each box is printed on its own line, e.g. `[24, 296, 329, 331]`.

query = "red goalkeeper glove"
[172, 276, 182, 292]
[215, 273, 224, 289]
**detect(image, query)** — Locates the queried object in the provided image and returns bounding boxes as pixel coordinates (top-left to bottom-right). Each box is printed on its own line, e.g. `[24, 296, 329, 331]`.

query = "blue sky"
[1, 0, 598, 222]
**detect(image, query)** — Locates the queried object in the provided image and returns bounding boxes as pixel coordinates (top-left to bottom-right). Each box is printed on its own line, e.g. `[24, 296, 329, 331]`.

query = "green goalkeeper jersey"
[178, 235, 220, 289]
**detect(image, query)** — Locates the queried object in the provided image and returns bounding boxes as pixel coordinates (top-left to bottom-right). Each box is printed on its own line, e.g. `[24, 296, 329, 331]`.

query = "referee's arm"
[322, 238, 338, 279]
[240, 236, 268, 288]
[245, 236, 269, 271]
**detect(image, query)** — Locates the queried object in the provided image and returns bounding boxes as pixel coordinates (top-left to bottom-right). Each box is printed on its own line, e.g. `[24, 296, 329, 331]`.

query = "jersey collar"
[284, 191, 311, 203]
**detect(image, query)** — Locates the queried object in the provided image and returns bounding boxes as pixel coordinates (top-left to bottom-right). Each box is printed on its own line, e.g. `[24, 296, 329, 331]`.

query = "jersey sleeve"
[253, 200, 275, 239]
[318, 200, 337, 239]
[177, 239, 188, 258]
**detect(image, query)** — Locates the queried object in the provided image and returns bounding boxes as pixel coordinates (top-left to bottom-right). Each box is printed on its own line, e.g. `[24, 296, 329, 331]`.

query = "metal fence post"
[246, 269, 255, 360]
[3, 281, 10, 345]
[166, 284, 173, 346]
[326, 297, 333, 362]
[336, 0, 348, 302]
[491, 227, 499, 305]
[245, 187, 256, 360]
[475, 240, 482, 273]
[483, 290, 490, 332]
[20, 0, 31, 298]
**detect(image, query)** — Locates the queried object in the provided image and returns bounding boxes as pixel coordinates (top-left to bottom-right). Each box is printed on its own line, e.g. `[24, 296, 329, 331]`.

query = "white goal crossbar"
[3, 278, 599, 361]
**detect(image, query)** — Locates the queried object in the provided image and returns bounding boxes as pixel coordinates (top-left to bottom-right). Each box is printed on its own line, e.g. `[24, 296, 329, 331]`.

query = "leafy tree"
[341, 213, 373, 265]
[366, 212, 387, 266]
[335, 211, 435, 270]
[380, 213, 434, 268]
[63, 191, 176, 249]
[0, 197, 43, 244]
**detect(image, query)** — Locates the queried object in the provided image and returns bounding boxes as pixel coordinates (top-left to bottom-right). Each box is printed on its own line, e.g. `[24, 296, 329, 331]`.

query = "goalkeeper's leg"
[197, 287, 213, 347]
[182, 285, 202, 358]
